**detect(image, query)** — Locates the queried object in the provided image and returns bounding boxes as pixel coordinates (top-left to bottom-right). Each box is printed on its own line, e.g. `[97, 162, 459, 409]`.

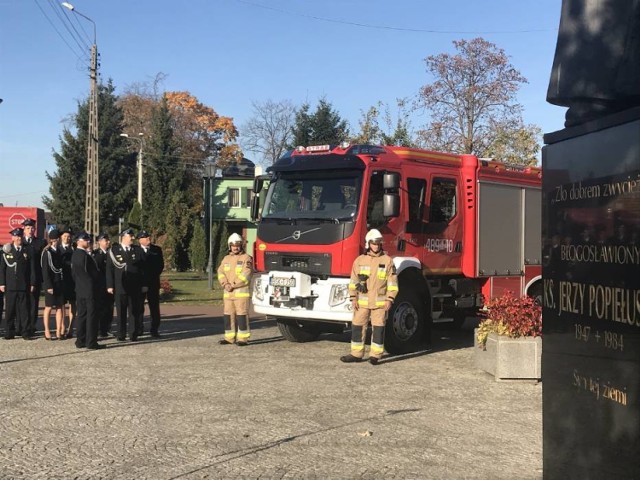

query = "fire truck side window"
[430, 178, 457, 223]
[406, 178, 427, 233]
[366, 171, 385, 228]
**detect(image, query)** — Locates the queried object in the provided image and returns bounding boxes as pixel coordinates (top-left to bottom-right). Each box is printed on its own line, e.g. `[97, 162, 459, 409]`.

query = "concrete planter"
[474, 329, 542, 381]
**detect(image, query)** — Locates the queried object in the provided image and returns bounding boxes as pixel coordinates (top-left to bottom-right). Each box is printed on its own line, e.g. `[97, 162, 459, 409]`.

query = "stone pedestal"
[542, 107, 640, 479]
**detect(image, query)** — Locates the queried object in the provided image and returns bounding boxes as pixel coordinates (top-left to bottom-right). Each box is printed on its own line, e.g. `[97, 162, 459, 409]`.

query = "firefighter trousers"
[222, 298, 250, 343]
[350, 307, 386, 359]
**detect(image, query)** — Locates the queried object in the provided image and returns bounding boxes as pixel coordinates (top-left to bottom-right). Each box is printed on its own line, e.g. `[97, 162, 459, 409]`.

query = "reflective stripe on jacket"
[348, 250, 398, 309]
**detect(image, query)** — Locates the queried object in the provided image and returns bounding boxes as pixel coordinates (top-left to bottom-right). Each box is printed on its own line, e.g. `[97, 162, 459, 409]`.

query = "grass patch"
[160, 271, 224, 305]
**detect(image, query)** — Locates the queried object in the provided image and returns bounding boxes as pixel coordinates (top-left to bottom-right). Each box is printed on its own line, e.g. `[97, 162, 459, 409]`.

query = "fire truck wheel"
[385, 289, 426, 354]
[277, 319, 321, 343]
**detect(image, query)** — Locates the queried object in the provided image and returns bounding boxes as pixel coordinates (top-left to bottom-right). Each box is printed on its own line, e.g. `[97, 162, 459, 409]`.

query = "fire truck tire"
[385, 288, 426, 354]
[276, 319, 321, 343]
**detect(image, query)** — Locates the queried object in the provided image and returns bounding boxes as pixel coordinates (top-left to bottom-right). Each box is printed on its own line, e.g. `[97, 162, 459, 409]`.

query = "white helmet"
[364, 229, 383, 248]
[228, 233, 244, 246]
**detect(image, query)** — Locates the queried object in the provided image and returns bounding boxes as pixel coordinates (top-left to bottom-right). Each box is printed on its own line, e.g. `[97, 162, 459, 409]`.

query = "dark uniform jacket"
[23, 236, 46, 285]
[93, 248, 109, 291]
[71, 249, 100, 298]
[140, 244, 164, 289]
[41, 245, 64, 291]
[0, 245, 36, 291]
[106, 243, 145, 295]
[57, 243, 75, 297]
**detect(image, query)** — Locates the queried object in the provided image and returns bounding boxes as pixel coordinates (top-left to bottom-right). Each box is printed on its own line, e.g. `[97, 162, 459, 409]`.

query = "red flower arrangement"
[159, 278, 173, 296]
[477, 292, 542, 347]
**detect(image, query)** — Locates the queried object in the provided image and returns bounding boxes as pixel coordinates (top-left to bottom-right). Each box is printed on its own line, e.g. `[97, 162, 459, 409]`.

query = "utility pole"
[120, 133, 145, 207]
[85, 43, 99, 235]
[63, 3, 99, 235]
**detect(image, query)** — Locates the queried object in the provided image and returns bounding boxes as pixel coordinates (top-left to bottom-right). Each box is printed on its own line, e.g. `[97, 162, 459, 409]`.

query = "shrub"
[159, 278, 173, 297]
[476, 292, 542, 348]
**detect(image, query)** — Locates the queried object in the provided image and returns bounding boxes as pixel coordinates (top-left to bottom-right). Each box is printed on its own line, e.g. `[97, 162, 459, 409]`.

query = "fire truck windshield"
[262, 170, 362, 222]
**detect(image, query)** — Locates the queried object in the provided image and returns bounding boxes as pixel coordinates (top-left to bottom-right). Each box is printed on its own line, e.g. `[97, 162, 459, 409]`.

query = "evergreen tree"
[44, 80, 136, 230]
[290, 99, 349, 147]
[163, 190, 192, 271]
[144, 95, 185, 234]
[128, 201, 142, 229]
[212, 220, 229, 282]
[189, 219, 207, 273]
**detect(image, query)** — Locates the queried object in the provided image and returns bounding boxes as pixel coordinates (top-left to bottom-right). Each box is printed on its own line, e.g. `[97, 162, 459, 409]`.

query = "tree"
[241, 99, 296, 165]
[351, 99, 415, 146]
[189, 219, 207, 273]
[163, 189, 192, 271]
[484, 121, 542, 166]
[291, 99, 349, 147]
[415, 37, 538, 161]
[44, 80, 136, 230]
[143, 95, 185, 234]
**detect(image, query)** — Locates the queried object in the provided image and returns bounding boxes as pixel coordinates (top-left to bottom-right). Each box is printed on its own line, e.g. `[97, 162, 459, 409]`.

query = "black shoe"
[236, 341, 248, 347]
[369, 357, 380, 366]
[130, 336, 138, 342]
[22, 335, 35, 341]
[4, 335, 15, 340]
[98, 333, 109, 340]
[66, 332, 74, 340]
[218, 339, 233, 345]
[75, 343, 86, 349]
[87, 344, 107, 350]
[150, 332, 161, 339]
[117, 336, 126, 342]
[340, 354, 363, 363]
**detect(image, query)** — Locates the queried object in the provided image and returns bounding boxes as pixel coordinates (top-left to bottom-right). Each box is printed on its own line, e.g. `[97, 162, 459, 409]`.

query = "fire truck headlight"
[253, 277, 264, 301]
[329, 284, 349, 307]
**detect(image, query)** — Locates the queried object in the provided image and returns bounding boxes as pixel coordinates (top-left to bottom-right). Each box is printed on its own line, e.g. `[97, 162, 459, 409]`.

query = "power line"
[45, 0, 91, 57]
[234, 0, 556, 34]
[33, 0, 89, 66]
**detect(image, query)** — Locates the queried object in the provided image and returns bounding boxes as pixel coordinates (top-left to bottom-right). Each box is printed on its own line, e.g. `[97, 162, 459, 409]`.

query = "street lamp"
[120, 133, 145, 206]
[62, 1, 99, 235]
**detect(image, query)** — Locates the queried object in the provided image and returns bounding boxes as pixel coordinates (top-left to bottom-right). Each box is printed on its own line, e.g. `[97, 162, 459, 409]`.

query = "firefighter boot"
[219, 314, 235, 344]
[236, 315, 250, 346]
[340, 354, 363, 363]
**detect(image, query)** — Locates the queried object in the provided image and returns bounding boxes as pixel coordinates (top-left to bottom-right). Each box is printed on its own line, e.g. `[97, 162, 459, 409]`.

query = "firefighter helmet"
[364, 229, 383, 248]
[228, 233, 244, 246]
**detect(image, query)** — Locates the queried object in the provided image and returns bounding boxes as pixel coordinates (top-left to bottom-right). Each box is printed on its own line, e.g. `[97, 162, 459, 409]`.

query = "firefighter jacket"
[348, 250, 398, 309]
[217, 252, 253, 300]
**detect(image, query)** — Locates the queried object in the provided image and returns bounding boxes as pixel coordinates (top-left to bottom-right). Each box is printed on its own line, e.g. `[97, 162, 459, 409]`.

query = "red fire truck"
[250, 144, 542, 353]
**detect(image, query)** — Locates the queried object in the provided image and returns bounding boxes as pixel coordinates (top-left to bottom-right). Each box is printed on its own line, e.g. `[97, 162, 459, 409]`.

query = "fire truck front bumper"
[251, 271, 353, 323]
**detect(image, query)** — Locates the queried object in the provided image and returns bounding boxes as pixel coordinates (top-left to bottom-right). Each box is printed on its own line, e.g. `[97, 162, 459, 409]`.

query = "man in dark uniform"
[106, 228, 145, 342]
[22, 218, 46, 336]
[0, 228, 37, 340]
[57, 227, 75, 339]
[71, 231, 105, 350]
[137, 230, 164, 338]
[93, 233, 114, 338]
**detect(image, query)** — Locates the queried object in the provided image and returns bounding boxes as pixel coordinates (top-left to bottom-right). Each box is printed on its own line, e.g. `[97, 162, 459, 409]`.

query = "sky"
[0, 0, 564, 209]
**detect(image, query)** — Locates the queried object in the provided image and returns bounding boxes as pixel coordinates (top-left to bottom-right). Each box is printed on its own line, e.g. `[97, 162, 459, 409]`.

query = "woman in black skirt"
[41, 230, 65, 340]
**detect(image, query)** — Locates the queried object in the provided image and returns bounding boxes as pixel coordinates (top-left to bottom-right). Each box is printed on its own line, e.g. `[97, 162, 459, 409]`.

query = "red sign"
[9, 213, 27, 228]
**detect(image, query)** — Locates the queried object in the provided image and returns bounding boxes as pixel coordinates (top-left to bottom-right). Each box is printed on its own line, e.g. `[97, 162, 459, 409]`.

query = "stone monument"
[543, 1, 640, 478]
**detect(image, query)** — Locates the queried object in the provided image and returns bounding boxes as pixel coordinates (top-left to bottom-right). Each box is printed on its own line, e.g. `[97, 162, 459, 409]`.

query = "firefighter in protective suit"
[217, 233, 253, 346]
[341, 229, 398, 365]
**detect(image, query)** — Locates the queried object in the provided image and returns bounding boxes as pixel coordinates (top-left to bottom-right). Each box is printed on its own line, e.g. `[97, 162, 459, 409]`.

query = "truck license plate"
[270, 277, 296, 288]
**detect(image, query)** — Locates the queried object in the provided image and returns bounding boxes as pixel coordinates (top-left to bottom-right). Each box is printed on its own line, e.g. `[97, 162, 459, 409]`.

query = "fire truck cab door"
[365, 169, 403, 256]
[422, 175, 463, 275]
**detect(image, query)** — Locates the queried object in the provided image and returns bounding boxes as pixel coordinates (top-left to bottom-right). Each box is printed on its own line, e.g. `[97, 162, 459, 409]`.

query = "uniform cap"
[48, 229, 60, 240]
[10, 228, 24, 237]
[136, 230, 150, 239]
[75, 231, 92, 242]
[120, 228, 135, 237]
[97, 233, 110, 241]
[60, 227, 73, 235]
[22, 218, 36, 227]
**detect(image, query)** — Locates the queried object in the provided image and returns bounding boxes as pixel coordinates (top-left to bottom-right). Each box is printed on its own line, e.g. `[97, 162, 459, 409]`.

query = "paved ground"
[0, 306, 542, 479]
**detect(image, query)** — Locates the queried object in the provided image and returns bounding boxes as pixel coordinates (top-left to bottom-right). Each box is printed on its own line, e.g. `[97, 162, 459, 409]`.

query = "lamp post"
[120, 133, 145, 206]
[62, 2, 99, 236]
